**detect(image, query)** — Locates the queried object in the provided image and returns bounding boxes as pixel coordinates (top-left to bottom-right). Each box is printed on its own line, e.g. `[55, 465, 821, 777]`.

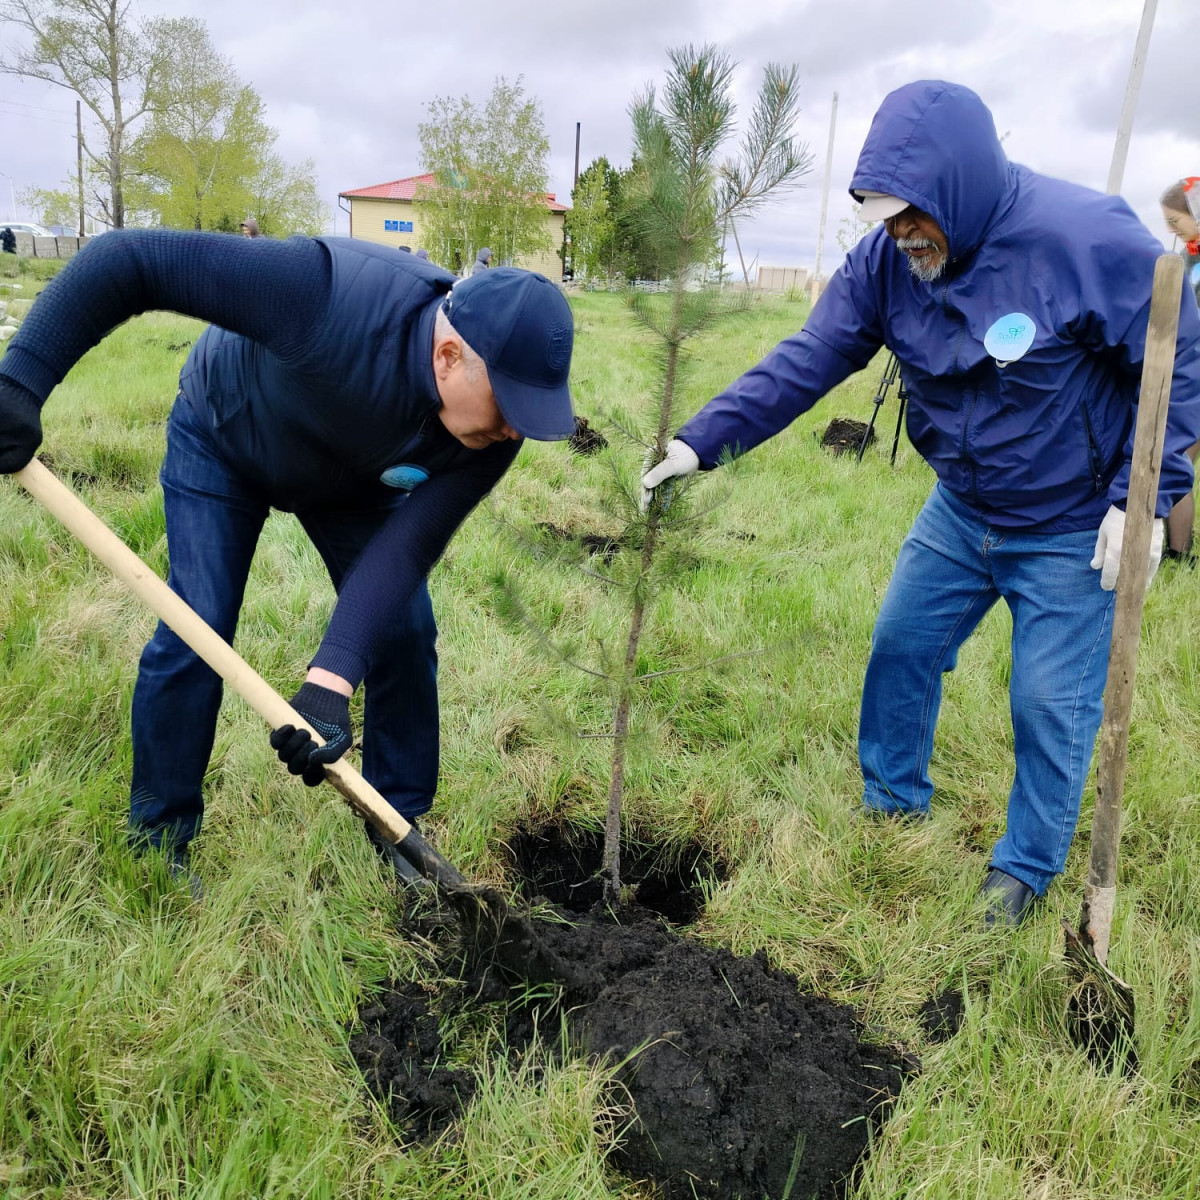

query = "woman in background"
[1160, 177, 1200, 560]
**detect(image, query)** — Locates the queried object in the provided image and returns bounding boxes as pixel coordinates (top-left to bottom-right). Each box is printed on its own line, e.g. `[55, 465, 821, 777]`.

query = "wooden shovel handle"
[1082, 252, 1184, 960]
[15, 456, 413, 846]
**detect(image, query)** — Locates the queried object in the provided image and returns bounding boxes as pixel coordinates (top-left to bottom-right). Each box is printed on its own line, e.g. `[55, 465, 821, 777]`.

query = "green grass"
[2, 276, 1200, 1198]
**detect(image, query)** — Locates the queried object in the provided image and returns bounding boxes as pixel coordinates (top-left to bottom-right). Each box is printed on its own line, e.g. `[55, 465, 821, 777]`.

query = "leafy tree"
[567, 155, 693, 283]
[415, 76, 551, 271]
[566, 157, 617, 281]
[124, 19, 264, 231]
[122, 19, 325, 236]
[19, 182, 77, 229]
[0, 0, 178, 228]
[243, 152, 326, 238]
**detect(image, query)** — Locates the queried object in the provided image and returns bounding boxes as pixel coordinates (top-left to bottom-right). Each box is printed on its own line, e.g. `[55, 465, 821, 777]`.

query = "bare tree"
[0, 0, 175, 227]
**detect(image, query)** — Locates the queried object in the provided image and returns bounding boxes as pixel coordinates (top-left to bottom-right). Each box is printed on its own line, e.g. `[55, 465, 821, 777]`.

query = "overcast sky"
[2, 0, 1198, 271]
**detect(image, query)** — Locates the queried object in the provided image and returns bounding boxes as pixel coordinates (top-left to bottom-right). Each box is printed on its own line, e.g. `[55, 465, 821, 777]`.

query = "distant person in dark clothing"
[1160, 177, 1200, 558]
[415, 248, 430, 261]
[0, 231, 577, 886]
[240, 217, 261, 238]
[1, 227, 15, 254]
[472, 246, 493, 275]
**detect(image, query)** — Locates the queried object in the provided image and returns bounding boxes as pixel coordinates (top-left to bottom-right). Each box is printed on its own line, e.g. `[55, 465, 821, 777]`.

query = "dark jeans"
[129, 397, 439, 852]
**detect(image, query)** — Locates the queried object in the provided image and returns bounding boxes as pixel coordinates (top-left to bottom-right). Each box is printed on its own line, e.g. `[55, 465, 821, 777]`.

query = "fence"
[8, 233, 92, 260]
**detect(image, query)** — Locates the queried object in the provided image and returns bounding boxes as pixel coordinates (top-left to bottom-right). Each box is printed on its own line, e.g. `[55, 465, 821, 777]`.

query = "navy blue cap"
[442, 267, 576, 441]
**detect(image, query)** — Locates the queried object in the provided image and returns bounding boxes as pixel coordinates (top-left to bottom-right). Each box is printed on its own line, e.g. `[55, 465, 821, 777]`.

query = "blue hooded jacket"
[678, 80, 1200, 531]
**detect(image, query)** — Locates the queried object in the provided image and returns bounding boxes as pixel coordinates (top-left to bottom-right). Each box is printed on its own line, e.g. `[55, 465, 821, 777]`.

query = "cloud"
[1, 0, 1196, 263]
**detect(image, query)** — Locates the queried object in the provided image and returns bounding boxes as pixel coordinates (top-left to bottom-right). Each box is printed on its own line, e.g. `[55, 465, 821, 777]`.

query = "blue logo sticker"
[984, 312, 1036, 366]
[380, 464, 430, 491]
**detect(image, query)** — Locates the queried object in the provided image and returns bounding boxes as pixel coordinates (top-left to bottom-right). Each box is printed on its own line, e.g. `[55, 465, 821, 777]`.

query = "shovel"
[1062, 251, 1185, 1067]
[15, 456, 578, 989]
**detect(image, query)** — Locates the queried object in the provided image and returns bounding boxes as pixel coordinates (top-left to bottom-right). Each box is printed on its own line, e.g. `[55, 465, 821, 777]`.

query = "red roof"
[340, 173, 568, 212]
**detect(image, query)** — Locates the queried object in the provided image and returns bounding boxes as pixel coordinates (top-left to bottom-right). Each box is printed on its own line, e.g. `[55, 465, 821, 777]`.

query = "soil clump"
[568, 415, 609, 455]
[917, 988, 965, 1043]
[350, 982, 474, 1140]
[820, 417, 873, 455]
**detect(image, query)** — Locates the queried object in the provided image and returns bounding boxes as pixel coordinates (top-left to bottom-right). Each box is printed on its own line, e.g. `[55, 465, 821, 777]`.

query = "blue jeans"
[859, 484, 1115, 895]
[129, 397, 439, 852]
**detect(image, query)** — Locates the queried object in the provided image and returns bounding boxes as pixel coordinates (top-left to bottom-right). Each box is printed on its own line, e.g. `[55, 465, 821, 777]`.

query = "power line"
[0, 95, 75, 116]
[0, 102, 76, 128]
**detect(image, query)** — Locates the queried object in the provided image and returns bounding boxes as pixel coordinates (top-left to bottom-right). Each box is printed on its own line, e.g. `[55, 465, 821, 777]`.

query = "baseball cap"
[854, 190, 909, 221]
[442, 267, 576, 441]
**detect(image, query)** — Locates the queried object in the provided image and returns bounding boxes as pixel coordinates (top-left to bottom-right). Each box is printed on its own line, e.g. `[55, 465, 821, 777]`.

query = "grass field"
[2, 254, 1200, 1199]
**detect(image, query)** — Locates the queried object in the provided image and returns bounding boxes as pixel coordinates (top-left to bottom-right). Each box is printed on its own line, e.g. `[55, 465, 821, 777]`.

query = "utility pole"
[1107, 0, 1158, 195]
[77, 100, 85, 236]
[810, 92, 838, 304]
[573, 122, 581, 191]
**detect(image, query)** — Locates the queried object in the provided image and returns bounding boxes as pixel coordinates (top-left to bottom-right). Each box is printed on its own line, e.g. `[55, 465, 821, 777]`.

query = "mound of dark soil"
[349, 983, 474, 1140]
[535, 913, 909, 1199]
[355, 903, 911, 1199]
[820, 417, 873, 455]
[568, 415, 609, 456]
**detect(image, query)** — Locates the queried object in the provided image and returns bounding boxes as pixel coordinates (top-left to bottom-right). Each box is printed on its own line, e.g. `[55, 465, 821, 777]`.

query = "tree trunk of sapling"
[602, 280, 685, 905]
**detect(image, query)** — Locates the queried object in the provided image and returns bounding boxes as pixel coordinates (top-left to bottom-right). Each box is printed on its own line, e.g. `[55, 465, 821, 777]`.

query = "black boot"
[980, 867, 1036, 928]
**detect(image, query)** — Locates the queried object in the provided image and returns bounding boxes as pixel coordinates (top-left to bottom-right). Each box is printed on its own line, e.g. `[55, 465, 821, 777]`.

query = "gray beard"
[896, 237, 947, 282]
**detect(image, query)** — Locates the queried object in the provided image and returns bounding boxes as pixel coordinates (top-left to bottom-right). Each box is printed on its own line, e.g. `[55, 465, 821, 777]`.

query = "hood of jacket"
[849, 80, 1012, 261]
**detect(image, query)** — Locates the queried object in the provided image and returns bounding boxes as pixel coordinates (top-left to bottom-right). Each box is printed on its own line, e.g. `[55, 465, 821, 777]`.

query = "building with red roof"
[338, 173, 568, 277]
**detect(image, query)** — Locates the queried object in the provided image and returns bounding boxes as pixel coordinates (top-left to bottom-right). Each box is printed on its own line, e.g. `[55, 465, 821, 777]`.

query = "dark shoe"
[1163, 546, 1196, 568]
[365, 819, 428, 888]
[980, 867, 1036, 928]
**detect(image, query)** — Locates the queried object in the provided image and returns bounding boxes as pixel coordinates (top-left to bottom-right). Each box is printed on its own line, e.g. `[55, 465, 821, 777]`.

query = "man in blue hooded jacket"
[642, 80, 1200, 925]
[0, 230, 576, 887]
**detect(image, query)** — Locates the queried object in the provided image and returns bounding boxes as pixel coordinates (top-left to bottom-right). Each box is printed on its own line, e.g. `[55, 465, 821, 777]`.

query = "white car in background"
[3, 222, 53, 237]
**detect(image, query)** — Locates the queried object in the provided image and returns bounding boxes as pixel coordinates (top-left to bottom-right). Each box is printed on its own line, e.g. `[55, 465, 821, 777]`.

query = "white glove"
[640, 438, 700, 513]
[1090, 504, 1164, 592]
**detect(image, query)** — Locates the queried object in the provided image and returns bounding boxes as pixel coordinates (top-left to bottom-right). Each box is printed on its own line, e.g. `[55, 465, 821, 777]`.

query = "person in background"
[415, 249, 430, 261]
[0, 231, 577, 893]
[471, 247, 493, 275]
[1159, 177, 1200, 560]
[240, 217, 261, 239]
[1, 226, 15, 254]
[643, 81, 1200, 928]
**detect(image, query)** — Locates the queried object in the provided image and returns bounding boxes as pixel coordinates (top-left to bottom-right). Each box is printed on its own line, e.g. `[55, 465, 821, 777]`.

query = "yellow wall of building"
[347, 197, 565, 278]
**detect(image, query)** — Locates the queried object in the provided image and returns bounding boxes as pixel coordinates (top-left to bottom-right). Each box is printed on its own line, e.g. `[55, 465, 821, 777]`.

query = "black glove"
[0, 377, 43, 474]
[269, 682, 353, 786]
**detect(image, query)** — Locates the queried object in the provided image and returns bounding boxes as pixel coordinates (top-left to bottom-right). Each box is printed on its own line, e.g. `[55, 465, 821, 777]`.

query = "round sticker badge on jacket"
[984, 312, 1037, 368]
[380, 464, 430, 490]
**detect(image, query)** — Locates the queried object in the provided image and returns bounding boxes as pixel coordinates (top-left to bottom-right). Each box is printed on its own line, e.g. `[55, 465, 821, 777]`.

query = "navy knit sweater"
[0, 229, 521, 689]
